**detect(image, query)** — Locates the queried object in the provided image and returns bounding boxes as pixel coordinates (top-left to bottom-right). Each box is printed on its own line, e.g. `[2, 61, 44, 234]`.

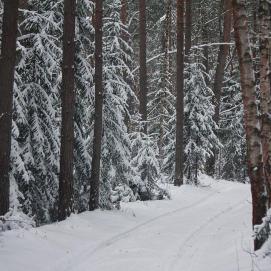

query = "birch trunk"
[259, 0, 271, 208]
[232, 0, 267, 250]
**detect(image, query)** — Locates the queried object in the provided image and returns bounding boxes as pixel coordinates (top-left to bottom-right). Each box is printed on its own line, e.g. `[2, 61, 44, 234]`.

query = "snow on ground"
[0, 175, 270, 271]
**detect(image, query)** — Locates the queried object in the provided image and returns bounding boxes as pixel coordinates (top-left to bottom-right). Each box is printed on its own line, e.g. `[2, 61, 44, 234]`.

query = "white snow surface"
[1, 175, 270, 271]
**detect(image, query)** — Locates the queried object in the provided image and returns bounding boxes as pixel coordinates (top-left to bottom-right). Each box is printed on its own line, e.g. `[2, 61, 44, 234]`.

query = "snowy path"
[1, 176, 270, 271]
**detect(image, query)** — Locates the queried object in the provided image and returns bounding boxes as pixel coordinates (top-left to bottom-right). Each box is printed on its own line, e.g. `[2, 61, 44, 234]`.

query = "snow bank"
[0, 175, 270, 271]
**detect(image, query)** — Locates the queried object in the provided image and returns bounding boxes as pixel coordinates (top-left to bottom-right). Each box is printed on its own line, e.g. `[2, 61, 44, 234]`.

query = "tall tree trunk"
[89, 0, 103, 211]
[139, 0, 147, 134]
[232, 0, 267, 250]
[121, 0, 129, 43]
[206, 0, 232, 176]
[202, 27, 209, 84]
[158, 0, 172, 161]
[259, 0, 271, 208]
[19, 0, 28, 9]
[174, 0, 185, 186]
[214, 0, 232, 123]
[121, 0, 128, 28]
[0, 0, 19, 216]
[168, 3, 173, 86]
[58, 0, 76, 221]
[121, 0, 133, 133]
[185, 0, 192, 57]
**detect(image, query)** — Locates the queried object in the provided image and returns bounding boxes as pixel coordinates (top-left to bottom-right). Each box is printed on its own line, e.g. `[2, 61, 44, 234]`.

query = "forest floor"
[1, 175, 270, 271]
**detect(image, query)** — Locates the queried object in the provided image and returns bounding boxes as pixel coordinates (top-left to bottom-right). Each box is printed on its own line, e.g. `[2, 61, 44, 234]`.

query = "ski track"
[166, 199, 247, 271]
[44, 191, 219, 271]
[2, 180, 258, 271]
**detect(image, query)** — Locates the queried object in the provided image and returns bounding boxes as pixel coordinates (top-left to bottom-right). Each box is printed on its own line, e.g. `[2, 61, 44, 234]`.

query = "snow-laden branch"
[254, 209, 271, 247]
[132, 42, 234, 74]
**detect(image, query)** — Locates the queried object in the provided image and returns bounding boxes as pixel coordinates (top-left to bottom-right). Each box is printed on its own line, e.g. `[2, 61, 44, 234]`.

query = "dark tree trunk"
[202, 27, 209, 84]
[185, 0, 192, 57]
[0, 0, 19, 216]
[206, 0, 232, 176]
[233, 0, 267, 251]
[121, 0, 128, 29]
[89, 0, 103, 211]
[158, 0, 172, 161]
[213, 0, 232, 123]
[174, 0, 185, 186]
[121, 0, 133, 132]
[58, 0, 76, 221]
[139, 0, 147, 134]
[259, 0, 271, 208]
[168, 2, 173, 84]
[121, 0, 129, 44]
[19, 0, 28, 9]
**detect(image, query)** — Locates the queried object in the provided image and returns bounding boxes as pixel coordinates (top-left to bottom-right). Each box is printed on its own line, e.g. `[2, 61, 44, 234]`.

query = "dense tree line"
[0, 0, 270, 250]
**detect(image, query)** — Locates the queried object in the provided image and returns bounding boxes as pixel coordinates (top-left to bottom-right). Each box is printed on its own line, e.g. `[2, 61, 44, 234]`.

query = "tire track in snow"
[166, 199, 248, 271]
[85, 192, 219, 258]
[45, 190, 219, 271]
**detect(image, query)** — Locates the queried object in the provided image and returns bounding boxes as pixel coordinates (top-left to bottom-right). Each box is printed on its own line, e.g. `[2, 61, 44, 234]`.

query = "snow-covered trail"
[0, 176, 269, 271]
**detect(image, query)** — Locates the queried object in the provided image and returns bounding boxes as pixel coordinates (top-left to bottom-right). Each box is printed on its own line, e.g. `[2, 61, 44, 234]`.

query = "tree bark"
[121, 0, 129, 43]
[206, 0, 232, 176]
[158, 0, 172, 161]
[185, 0, 192, 57]
[89, 0, 103, 211]
[202, 26, 209, 83]
[121, 0, 128, 28]
[58, 0, 76, 221]
[139, 0, 147, 134]
[0, 0, 19, 216]
[259, 0, 271, 208]
[213, 0, 232, 123]
[19, 0, 28, 9]
[174, 0, 185, 186]
[232, 0, 267, 250]
[121, 0, 133, 133]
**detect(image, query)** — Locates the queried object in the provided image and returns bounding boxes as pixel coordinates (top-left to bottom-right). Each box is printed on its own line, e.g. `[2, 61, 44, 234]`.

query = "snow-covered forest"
[0, 0, 271, 270]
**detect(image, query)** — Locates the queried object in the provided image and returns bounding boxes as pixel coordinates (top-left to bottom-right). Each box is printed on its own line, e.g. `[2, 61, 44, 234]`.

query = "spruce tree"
[15, 0, 62, 223]
[184, 56, 220, 184]
[101, 0, 135, 208]
[73, 0, 95, 212]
